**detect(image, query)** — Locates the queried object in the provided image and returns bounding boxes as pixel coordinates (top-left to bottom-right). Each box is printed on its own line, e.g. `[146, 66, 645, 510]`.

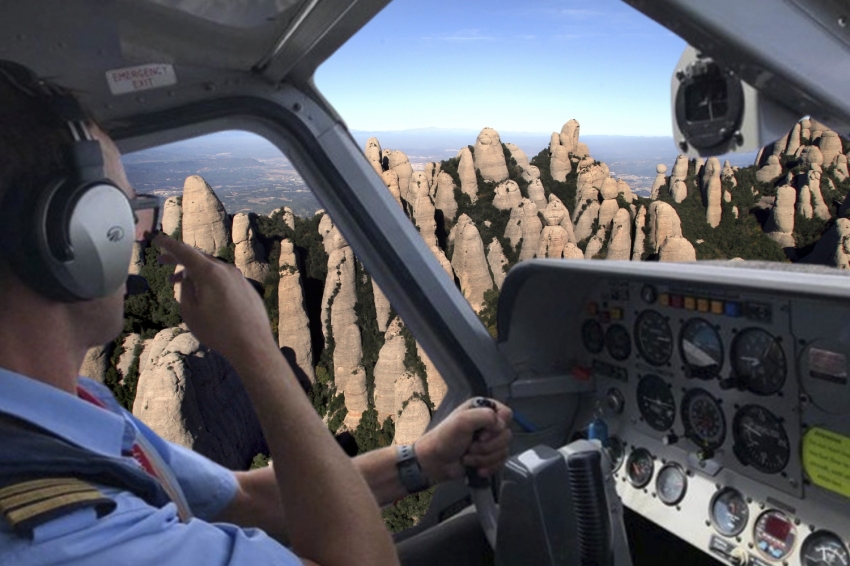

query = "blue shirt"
[0, 368, 302, 565]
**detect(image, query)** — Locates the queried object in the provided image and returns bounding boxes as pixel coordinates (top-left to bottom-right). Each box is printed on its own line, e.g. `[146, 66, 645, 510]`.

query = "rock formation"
[79, 344, 113, 383]
[764, 185, 797, 248]
[703, 157, 723, 228]
[786, 123, 802, 156]
[722, 161, 738, 187]
[372, 280, 391, 333]
[416, 343, 447, 410]
[647, 201, 683, 254]
[493, 180, 522, 211]
[487, 238, 508, 289]
[574, 201, 601, 242]
[278, 239, 314, 382]
[806, 170, 831, 221]
[365, 137, 384, 176]
[181, 175, 230, 255]
[473, 128, 509, 183]
[549, 133, 571, 183]
[503, 199, 542, 261]
[133, 328, 266, 470]
[559, 120, 581, 154]
[756, 155, 783, 184]
[161, 196, 182, 237]
[319, 215, 367, 428]
[373, 317, 410, 423]
[797, 185, 813, 219]
[607, 208, 632, 260]
[658, 236, 696, 262]
[584, 226, 607, 259]
[800, 146, 824, 168]
[818, 131, 843, 167]
[632, 206, 647, 260]
[457, 147, 478, 202]
[434, 171, 458, 224]
[232, 213, 270, 283]
[598, 199, 620, 230]
[449, 214, 494, 312]
[381, 170, 403, 208]
[424, 162, 441, 192]
[836, 155, 849, 181]
[670, 155, 689, 186]
[388, 150, 414, 202]
[671, 179, 688, 203]
[129, 242, 145, 275]
[393, 397, 430, 446]
[504, 143, 530, 172]
[650, 164, 667, 199]
[282, 207, 296, 230]
[117, 333, 141, 381]
[526, 177, 547, 211]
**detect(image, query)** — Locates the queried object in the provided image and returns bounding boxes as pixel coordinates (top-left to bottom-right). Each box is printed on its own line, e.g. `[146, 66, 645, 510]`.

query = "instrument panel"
[498, 261, 850, 566]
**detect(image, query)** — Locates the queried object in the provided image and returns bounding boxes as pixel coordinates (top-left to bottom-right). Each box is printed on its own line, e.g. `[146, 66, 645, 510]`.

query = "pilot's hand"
[153, 234, 278, 365]
[415, 398, 512, 484]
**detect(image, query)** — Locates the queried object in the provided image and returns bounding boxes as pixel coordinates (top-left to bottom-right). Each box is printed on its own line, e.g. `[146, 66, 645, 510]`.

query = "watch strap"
[396, 444, 430, 494]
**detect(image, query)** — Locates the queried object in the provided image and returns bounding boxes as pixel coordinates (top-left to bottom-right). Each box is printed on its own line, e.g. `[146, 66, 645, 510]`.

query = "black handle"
[466, 398, 497, 489]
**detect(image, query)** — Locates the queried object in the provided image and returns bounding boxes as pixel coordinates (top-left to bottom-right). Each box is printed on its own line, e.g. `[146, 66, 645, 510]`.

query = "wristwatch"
[396, 443, 430, 494]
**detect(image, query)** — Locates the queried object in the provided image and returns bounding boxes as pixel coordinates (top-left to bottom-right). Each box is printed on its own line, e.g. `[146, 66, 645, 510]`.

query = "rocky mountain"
[83, 115, 850, 531]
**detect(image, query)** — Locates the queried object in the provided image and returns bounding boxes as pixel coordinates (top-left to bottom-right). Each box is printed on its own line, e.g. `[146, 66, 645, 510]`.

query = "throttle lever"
[465, 397, 498, 488]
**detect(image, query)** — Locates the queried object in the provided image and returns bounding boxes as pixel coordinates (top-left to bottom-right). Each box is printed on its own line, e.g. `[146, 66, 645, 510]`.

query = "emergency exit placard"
[106, 64, 176, 95]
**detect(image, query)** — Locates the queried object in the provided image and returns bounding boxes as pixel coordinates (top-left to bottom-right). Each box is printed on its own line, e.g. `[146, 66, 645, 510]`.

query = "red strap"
[76, 386, 160, 480]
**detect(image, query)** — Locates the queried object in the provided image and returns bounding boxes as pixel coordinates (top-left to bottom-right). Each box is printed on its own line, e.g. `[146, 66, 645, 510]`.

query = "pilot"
[0, 61, 512, 566]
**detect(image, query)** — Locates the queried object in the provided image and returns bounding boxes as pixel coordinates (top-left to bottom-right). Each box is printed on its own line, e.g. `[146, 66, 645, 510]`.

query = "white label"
[105, 64, 176, 95]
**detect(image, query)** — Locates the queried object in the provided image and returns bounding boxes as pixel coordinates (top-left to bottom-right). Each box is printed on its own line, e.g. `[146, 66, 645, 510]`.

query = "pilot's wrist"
[396, 443, 431, 494]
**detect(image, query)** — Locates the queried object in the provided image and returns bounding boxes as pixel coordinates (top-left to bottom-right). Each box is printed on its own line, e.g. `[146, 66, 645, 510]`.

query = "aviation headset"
[0, 60, 137, 302]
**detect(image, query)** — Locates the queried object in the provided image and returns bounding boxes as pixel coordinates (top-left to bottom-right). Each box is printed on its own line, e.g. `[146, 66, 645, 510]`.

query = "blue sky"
[315, 0, 685, 136]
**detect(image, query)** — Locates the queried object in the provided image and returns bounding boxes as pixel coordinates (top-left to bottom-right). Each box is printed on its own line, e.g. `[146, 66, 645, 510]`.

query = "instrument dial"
[731, 328, 786, 395]
[637, 374, 676, 431]
[626, 448, 654, 488]
[582, 319, 605, 354]
[681, 388, 726, 451]
[655, 464, 687, 505]
[605, 324, 631, 361]
[710, 487, 749, 537]
[732, 405, 790, 474]
[607, 436, 625, 473]
[680, 318, 723, 378]
[634, 310, 673, 366]
[801, 531, 850, 566]
[754, 510, 797, 561]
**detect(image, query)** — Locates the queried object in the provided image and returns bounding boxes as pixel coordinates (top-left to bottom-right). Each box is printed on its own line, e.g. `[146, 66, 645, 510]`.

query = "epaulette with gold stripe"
[0, 477, 116, 537]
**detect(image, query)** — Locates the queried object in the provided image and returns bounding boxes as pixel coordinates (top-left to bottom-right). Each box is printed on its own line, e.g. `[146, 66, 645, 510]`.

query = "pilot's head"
[0, 60, 148, 347]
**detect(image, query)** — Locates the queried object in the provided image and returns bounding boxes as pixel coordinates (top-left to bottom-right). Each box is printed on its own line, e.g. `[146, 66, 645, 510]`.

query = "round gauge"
[634, 310, 673, 366]
[641, 284, 657, 304]
[637, 374, 676, 431]
[680, 318, 724, 378]
[710, 488, 749, 537]
[605, 324, 631, 361]
[681, 388, 726, 451]
[731, 328, 786, 395]
[655, 464, 687, 505]
[754, 510, 797, 561]
[606, 436, 625, 473]
[582, 319, 605, 354]
[626, 448, 654, 488]
[732, 405, 790, 474]
[801, 531, 850, 566]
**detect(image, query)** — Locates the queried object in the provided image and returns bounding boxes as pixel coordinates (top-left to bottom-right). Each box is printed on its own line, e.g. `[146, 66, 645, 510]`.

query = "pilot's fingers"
[153, 233, 215, 271]
[494, 402, 513, 427]
[472, 416, 507, 443]
[467, 428, 512, 456]
[463, 448, 510, 474]
[454, 407, 499, 437]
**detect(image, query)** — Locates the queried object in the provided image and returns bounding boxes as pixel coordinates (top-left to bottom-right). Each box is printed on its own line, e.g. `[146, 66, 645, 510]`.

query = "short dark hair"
[0, 65, 83, 277]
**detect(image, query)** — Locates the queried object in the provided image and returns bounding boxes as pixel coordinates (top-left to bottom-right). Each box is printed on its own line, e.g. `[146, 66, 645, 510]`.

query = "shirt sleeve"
[128, 413, 239, 521]
[0, 490, 303, 566]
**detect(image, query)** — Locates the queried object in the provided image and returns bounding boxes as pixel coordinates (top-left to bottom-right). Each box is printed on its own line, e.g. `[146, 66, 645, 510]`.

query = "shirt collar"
[0, 366, 126, 457]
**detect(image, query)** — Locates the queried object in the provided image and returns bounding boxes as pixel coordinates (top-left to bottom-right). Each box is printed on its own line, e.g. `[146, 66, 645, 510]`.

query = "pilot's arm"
[216, 399, 513, 541]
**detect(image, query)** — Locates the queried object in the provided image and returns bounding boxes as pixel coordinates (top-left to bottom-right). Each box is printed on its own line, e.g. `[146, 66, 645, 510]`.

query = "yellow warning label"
[802, 428, 850, 499]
